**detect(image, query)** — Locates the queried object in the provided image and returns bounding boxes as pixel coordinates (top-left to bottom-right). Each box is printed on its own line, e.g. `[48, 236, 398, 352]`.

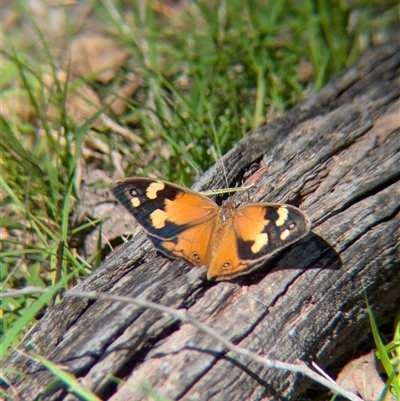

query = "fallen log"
[3, 33, 399, 401]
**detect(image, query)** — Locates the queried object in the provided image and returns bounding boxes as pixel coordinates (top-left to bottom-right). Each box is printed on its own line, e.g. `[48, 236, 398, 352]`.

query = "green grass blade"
[31, 353, 102, 401]
[1, 271, 75, 360]
[365, 295, 395, 387]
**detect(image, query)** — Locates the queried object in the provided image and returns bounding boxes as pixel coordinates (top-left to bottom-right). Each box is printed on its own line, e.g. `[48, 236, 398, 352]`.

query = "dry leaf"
[337, 351, 396, 401]
[69, 33, 129, 82]
[107, 76, 143, 116]
[297, 59, 314, 83]
[65, 83, 101, 124]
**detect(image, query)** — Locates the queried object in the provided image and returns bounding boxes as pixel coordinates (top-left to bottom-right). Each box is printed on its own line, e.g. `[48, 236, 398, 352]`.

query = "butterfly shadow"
[229, 232, 342, 287]
[150, 232, 342, 289]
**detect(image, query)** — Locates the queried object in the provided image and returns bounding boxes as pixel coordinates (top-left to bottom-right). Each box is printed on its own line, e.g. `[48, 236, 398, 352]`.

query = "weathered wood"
[3, 35, 399, 401]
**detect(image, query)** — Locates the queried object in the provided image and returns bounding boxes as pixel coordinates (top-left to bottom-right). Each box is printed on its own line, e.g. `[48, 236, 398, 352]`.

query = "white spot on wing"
[276, 207, 289, 227]
[280, 229, 290, 241]
[130, 197, 140, 207]
[251, 233, 268, 253]
[150, 208, 168, 228]
[146, 181, 165, 199]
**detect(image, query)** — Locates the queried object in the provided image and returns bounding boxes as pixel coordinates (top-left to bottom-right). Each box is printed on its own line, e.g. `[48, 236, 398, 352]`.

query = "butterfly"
[110, 177, 311, 280]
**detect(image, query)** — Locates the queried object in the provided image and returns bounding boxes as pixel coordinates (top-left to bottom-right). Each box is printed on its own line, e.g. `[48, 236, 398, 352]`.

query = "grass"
[365, 297, 400, 400]
[1, 0, 399, 397]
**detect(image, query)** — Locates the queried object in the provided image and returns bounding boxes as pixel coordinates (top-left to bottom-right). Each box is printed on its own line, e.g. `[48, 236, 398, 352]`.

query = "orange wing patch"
[151, 219, 215, 266]
[207, 228, 248, 280]
[233, 206, 270, 241]
[162, 192, 217, 226]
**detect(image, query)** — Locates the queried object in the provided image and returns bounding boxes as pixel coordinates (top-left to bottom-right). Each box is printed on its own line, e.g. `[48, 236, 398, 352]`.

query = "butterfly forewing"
[234, 204, 311, 262]
[110, 178, 218, 239]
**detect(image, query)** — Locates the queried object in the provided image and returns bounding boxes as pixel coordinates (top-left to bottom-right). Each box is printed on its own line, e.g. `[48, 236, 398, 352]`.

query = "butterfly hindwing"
[234, 203, 311, 262]
[110, 178, 218, 240]
[207, 226, 249, 279]
[149, 218, 216, 266]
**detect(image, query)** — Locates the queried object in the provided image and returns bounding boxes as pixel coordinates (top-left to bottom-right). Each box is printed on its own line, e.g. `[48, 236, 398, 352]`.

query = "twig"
[3, 286, 363, 401]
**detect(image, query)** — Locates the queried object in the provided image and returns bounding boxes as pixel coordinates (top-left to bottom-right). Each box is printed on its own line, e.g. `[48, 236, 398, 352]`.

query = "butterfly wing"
[206, 202, 311, 280]
[110, 177, 218, 265]
[234, 203, 311, 262]
[149, 219, 216, 266]
[207, 227, 249, 280]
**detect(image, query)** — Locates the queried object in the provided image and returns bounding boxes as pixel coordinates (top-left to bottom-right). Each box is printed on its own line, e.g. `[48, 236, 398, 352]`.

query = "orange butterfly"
[110, 178, 311, 280]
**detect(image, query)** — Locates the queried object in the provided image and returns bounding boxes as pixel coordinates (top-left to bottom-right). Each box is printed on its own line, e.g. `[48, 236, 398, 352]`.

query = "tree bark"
[3, 34, 399, 401]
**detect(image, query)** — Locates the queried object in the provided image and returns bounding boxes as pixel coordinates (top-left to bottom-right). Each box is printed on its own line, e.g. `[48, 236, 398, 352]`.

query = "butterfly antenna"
[221, 157, 229, 188]
[207, 108, 229, 188]
[203, 111, 255, 197]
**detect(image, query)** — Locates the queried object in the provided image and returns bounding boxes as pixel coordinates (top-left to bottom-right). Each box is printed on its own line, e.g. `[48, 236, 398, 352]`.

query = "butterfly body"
[110, 178, 311, 280]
